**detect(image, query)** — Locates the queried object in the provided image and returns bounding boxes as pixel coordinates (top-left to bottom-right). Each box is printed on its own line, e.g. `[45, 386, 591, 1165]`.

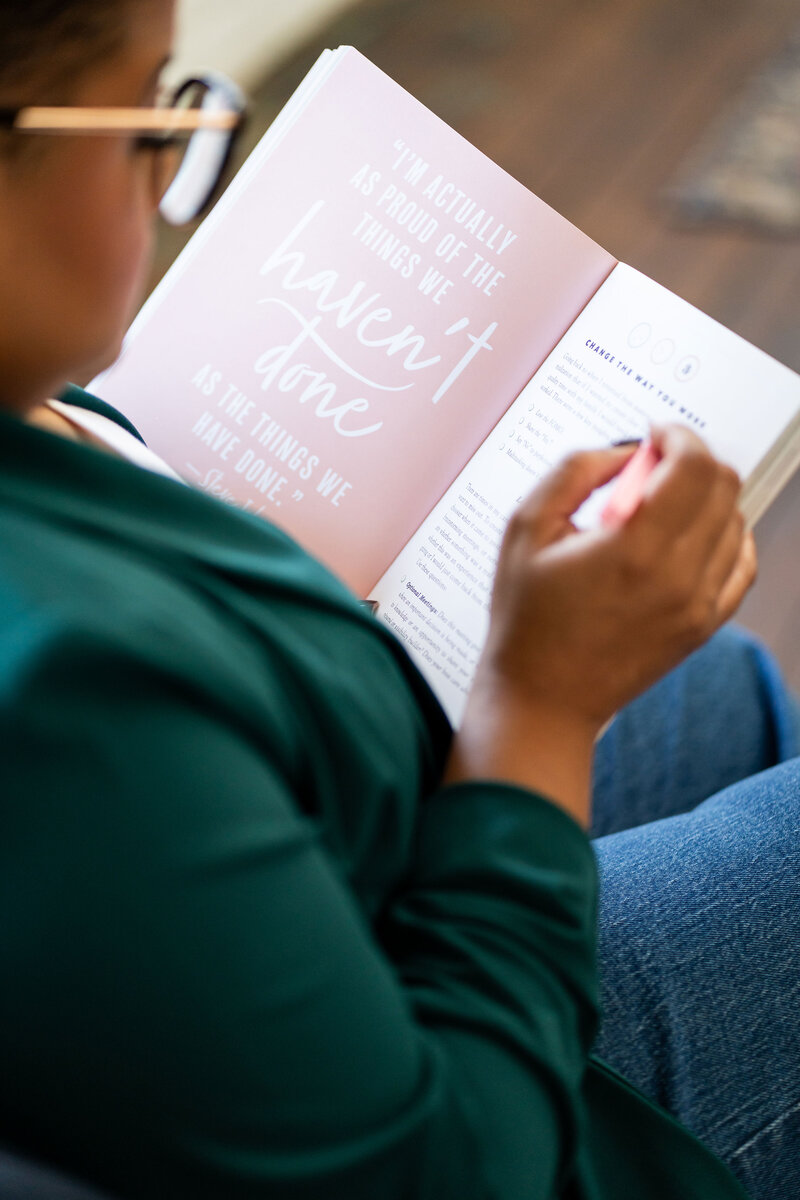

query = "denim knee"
[592, 755, 800, 1194]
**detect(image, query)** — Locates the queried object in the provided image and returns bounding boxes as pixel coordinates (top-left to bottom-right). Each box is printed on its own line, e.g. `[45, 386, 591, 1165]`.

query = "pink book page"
[96, 48, 615, 595]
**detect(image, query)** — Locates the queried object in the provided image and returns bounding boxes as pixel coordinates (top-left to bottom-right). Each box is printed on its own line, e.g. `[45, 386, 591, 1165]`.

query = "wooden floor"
[152, 0, 800, 687]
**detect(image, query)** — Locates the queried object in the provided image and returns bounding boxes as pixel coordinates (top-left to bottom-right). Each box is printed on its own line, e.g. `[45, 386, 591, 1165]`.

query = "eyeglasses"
[0, 72, 247, 226]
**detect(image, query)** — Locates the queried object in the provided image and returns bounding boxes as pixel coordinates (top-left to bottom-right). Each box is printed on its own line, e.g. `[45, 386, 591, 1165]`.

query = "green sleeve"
[56, 383, 147, 444]
[1, 621, 599, 1200]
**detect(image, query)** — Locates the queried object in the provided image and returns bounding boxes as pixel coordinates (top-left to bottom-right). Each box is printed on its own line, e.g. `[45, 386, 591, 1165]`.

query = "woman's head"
[0, 2, 128, 103]
[0, 0, 176, 410]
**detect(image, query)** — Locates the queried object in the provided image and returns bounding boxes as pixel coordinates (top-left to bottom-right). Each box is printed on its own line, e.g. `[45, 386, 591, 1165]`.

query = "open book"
[93, 47, 800, 725]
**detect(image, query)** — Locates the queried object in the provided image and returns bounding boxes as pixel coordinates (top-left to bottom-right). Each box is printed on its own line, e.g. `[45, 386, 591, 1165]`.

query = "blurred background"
[156, 0, 800, 687]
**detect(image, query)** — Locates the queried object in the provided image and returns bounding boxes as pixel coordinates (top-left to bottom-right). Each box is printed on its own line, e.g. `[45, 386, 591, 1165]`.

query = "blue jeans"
[591, 626, 800, 1200]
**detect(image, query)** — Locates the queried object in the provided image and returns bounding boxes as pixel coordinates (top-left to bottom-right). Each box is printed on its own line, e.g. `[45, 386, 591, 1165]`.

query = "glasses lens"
[159, 79, 239, 226]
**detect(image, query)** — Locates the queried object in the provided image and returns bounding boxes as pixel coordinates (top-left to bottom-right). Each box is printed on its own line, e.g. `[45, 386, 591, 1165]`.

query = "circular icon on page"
[628, 322, 652, 349]
[651, 338, 675, 365]
[675, 355, 700, 382]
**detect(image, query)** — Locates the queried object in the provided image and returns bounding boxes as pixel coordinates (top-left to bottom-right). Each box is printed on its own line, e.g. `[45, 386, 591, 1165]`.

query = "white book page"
[370, 262, 800, 725]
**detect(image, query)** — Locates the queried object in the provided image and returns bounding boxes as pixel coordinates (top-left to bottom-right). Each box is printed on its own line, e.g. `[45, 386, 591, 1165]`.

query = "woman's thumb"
[521, 444, 639, 527]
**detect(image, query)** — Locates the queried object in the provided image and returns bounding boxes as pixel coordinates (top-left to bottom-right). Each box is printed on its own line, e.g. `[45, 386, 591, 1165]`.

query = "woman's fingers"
[702, 506, 747, 597]
[511, 443, 638, 546]
[671, 471, 746, 611]
[618, 428, 748, 617]
[635, 426, 719, 535]
[631, 426, 740, 554]
[714, 531, 758, 625]
[670, 509, 753, 643]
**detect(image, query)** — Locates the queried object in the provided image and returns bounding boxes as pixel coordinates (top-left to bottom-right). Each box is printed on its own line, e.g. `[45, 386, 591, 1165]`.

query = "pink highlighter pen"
[600, 439, 661, 528]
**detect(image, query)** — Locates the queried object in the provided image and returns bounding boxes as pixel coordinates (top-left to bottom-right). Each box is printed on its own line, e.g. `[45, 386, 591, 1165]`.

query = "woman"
[0, 1, 798, 1197]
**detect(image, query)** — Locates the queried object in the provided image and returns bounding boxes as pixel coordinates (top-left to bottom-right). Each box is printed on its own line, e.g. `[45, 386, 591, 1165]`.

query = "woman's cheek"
[76, 158, 157, 347]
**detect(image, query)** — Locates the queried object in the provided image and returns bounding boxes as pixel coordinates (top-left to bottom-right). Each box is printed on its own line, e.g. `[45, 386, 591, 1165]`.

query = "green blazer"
[0, 389, 747, 1199]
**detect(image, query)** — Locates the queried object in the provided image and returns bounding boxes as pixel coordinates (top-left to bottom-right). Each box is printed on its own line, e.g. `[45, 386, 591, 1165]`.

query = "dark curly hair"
[0, 1, 132, 101]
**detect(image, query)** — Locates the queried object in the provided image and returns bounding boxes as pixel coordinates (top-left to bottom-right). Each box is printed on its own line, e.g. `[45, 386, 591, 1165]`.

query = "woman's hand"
[484, 424, 756, 724]
[445, 426, 757, 826]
